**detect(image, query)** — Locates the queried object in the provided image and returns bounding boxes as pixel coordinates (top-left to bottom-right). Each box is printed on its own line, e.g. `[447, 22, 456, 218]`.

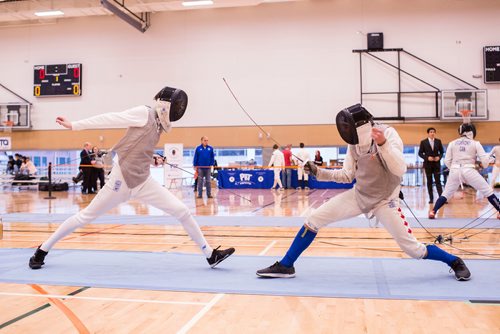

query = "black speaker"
[367, 32, 384, 50]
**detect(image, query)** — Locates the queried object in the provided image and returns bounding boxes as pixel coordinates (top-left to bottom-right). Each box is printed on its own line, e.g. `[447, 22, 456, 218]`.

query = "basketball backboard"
[441, 89, 488, 120]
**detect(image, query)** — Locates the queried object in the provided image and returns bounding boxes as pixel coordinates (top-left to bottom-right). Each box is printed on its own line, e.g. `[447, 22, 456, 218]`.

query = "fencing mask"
[154, 86, 188, 132]
[458, 123, 476, 139]
[336, 104, 374, 145]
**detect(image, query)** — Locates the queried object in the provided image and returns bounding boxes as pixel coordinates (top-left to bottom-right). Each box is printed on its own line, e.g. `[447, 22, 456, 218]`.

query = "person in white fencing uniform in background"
[257, 104, 471, 281]
[269, 144, 285, 190]
[29, 86, 235, 269]
[429, 123, 500, 220]
[489, 137, 500, 188]
[294, 142, 311, 190]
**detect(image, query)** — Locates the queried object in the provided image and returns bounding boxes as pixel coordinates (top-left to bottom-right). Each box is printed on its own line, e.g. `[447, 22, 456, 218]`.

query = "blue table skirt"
[217, 169, 354, 189]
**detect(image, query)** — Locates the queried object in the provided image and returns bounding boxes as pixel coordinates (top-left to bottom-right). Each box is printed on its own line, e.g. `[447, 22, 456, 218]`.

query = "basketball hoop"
[2, 120, 14, 133]
[458, 109, 473, 124]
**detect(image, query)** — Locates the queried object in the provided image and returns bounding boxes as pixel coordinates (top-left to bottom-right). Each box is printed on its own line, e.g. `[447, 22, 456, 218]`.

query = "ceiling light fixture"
[182, 1, 214, 7]
[101, 0, 150, 33]
[34, 10, 65, 17]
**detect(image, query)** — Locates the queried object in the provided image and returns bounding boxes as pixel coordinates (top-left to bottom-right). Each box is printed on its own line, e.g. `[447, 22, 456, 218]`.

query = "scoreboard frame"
[34, 63, 82, 97]
[484, 46, 500, 84]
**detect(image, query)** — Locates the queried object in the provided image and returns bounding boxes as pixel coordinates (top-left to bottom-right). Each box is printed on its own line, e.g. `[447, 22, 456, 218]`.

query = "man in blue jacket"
[193, 136, 215, 198]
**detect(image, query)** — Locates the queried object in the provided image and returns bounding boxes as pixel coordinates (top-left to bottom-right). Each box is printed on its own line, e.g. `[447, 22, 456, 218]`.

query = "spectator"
[14, 153, 22, 174]
[193, 136, 215, 199]
[20, 156, 37, 175]
[269, 144, 285, 190]
[418, 127, 444, 204]
[313, 150, 323, 166]
[91, 146, 106, 191]
[6, 155, 15, 174]
[281, 144, 293, 189]
[295, 142, 311, 190]
[80, 142, 94, 194]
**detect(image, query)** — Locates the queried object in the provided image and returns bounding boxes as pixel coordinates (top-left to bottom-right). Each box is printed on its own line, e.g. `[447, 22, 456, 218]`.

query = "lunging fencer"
[429, 123, 500, 220]
[257, 104, 471, 281]
[29, 86, 235, 269]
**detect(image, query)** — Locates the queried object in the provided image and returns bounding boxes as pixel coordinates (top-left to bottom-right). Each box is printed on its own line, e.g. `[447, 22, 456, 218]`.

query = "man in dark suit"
[418, 127, 444, 203]
[80, 142, 94, 194]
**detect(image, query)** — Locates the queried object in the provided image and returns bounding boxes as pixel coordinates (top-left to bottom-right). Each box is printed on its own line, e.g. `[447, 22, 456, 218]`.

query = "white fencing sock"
[40, 215, 84, 252]
[178, 213, 213, 257]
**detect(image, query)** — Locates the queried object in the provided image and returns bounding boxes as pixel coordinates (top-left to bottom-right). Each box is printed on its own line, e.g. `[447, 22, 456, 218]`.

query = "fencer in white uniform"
[29, 86, 235, 269]
[257, 104, 471, 281]
[294, 142, 311, 190]
[269, 144, 285, 190]
[429, 124, 500, 220]
[489, 140, 500, 188]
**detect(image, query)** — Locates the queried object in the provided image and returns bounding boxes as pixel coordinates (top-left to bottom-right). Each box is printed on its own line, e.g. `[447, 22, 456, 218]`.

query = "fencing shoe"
[450, 257, 471, 281]
[428, 210, 436, 219]
[29, 246, 48, 269]
[207, 246, 235, 268]
[256, 261, 295, 278]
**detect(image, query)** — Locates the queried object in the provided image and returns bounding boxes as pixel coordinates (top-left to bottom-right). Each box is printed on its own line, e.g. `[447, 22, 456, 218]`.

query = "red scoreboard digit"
[34, 63, 82, 96]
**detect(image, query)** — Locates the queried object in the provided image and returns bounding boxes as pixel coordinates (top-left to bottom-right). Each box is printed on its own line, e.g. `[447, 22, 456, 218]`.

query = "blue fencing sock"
[432, 196, 447, 213]
[487, 194, 500, 212]
[280, 225, 317, 268]
[424, 244, 457, 266]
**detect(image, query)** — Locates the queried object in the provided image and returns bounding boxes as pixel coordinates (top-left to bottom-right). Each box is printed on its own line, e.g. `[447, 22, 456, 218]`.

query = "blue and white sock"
[487, 194, 500, 212]
[280, 225, 317, 268]
[432, 196, 448, 213]
[424, 244, 457, 266]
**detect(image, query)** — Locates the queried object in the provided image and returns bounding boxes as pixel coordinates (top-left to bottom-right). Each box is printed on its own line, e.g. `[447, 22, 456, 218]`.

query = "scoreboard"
[34, 63, 82, 96]
[484, 46, 500, 83]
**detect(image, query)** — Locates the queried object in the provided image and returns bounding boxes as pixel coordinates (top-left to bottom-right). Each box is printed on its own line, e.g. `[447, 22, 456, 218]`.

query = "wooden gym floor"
[0, 186, 499, 334]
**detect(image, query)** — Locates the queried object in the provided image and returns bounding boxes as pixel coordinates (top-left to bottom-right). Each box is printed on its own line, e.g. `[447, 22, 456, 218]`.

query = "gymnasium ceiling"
[0, 0, 304, 27]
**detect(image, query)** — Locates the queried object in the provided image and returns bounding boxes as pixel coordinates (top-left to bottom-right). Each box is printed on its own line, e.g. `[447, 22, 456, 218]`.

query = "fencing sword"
[156, 155, 252, 203]
[222, 77, 305, 164]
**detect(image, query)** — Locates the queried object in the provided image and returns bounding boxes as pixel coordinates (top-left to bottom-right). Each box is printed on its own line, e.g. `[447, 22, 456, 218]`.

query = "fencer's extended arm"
[444, 141, 454, 168]
[71, 106, 149, 130]
[475, 141, 491, 168]
[314, 148, 356, 183]
[376, 127, 407, 177]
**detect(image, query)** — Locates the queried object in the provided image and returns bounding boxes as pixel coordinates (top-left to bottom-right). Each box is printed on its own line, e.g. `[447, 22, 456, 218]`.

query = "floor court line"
[177, 293, 225, 334]
[5, 240, 488, 252]
[259, 240, 277, 256]
[0, 286, 89, 330]
[0, 291, 209, 306]
[30, 284, 90, 334]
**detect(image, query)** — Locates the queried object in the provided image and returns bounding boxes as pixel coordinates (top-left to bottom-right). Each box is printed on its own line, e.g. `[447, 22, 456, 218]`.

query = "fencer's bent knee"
[399, 243, 426, 259]
[304, 219, 320, 233]
[172, 205, 191, 220]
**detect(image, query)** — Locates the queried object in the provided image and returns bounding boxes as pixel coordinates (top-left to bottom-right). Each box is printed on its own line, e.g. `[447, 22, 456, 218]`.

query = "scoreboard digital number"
[34, 63, 82, 97]
[484, 46, 500, 83]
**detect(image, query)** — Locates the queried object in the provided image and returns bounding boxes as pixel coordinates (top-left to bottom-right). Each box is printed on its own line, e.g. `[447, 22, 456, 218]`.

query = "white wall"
[0, 0, 499, 129]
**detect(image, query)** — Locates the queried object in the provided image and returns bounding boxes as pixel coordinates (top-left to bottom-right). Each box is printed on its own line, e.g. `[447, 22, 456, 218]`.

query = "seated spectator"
[14, 153, 22, 174]
[20, 156, 37, 175]
[6, 155, 15, 174]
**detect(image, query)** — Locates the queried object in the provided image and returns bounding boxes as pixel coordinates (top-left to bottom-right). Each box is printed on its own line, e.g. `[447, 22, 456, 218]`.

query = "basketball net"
[2, 120, 14, 133]
[458, 109, 472, 124]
